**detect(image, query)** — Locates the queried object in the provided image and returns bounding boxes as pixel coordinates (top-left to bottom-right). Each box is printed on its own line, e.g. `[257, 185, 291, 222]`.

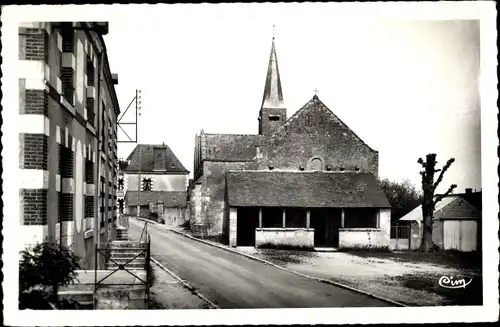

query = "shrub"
[256, 243, 313, 251]
[180, 220, 191, 230]
[19, 242, 81, 309]
[338, 244, 392, 252]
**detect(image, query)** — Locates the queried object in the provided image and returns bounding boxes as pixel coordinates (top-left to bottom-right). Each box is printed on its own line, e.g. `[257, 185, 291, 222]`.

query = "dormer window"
[153, 147, 167, 171]
[269, 115, 280, 121]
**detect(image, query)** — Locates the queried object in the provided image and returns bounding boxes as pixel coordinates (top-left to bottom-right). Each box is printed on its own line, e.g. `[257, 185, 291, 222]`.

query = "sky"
[103, 4, 482, 194]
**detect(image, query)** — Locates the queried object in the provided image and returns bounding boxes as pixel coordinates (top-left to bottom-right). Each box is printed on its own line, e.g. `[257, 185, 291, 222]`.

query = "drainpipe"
[94, 40, 104, 268]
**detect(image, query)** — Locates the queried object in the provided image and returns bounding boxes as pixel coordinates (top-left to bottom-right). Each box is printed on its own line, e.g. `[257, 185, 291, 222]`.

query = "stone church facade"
[189, 36, 391, 249]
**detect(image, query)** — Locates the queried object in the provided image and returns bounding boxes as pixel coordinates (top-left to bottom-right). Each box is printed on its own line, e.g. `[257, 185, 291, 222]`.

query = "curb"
[150, 257, 219, 309]
[132, 217, 407, 307]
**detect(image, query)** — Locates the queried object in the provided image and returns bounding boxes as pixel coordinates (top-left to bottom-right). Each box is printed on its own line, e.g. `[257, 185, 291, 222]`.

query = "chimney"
[465, 188, 472, 194]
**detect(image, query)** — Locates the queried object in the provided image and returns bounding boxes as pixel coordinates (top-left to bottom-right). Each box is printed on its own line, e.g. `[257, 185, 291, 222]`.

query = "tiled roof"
[203, 134, 262, 161]
[125, 191, 187, 207]
[226, 171, 390, 208]
[400, 194, 482, 222]
[118, 160, 129, 171]
[124, 144, 189, 173]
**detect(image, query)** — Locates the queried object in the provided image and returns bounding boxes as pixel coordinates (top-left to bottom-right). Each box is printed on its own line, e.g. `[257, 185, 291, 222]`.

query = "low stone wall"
[390, 238, 410, 250]
[339, 228, 389, 248]
[255, 228, 314, 248]
[60, 270, 148, 309]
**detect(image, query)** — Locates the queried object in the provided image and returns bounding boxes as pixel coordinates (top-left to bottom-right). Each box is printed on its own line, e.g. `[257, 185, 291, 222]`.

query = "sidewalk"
[149, 265, 212, 309]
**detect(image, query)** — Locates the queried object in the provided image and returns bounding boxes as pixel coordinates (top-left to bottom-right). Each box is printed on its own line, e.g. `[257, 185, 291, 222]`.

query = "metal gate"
[94, 227, 151, 309]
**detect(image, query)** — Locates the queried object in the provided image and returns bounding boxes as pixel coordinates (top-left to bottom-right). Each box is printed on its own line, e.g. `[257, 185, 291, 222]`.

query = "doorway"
[236, 207, 260, 246]
[310, 208, 342, 247]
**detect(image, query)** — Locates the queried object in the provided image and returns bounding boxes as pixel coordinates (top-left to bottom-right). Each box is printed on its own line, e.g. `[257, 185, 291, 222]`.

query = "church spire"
[261, 29, 285, 109]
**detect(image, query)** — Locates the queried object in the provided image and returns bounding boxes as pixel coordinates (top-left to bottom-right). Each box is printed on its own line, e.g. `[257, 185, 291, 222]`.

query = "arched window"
[310, 158, 323, 171]
[118, 178, 124, 190]
[306, 156, 324, 171]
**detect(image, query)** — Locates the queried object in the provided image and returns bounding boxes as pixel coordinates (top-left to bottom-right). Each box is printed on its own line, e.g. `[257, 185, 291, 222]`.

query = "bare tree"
[418, 153, 457, 252]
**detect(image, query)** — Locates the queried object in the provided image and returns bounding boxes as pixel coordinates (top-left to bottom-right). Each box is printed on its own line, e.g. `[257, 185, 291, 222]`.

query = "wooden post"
[282, 209, 286, 228]
[258, 208, 262, 228]
[306, 210, 311, 228]
[341, 209, 345, 228]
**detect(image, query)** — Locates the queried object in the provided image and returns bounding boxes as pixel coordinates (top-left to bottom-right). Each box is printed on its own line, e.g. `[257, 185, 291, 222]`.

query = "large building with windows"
[120, 144, 190, 226]
[18, 22, 120, 269]
[189, 36, 391, 249]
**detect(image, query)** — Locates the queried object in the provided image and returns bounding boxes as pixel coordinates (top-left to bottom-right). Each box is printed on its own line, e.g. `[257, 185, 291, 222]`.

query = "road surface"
[129, 218, 394, 308]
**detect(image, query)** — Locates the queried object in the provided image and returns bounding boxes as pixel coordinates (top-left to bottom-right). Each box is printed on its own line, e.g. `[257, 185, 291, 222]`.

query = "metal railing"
[93, 228, 151, 309]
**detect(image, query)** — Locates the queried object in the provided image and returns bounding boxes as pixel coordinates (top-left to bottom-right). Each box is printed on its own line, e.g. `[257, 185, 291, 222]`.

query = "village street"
[128, 218, 393, 309]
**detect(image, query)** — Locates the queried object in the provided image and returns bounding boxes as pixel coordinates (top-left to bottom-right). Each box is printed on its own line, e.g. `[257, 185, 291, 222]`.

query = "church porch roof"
[226, 170, 390, 208]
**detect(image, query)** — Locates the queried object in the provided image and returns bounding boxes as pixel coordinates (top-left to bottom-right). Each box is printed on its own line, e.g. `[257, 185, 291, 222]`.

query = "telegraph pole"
[136, 90, 141, 218]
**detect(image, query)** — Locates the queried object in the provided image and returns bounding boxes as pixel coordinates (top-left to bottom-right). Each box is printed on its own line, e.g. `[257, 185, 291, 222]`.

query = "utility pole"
[136, 89, 141, 218]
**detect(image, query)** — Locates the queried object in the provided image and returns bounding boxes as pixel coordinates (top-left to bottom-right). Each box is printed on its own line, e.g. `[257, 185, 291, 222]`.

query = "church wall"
[257, 108, 379, 175]
[195, 160, 257, 235]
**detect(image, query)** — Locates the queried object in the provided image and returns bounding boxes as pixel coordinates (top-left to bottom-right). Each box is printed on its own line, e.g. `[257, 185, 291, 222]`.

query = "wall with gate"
[389, 224, 411, 250]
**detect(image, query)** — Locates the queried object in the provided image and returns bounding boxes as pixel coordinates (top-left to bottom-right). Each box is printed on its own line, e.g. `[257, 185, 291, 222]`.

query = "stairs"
[105, 241, 148, 270]
[116, 227, 129, 241]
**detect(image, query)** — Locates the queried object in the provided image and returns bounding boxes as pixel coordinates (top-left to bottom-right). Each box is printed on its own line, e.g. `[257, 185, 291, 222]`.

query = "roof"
[124, 144, 189, 174]
[125, 191, 187, 207]
[453, 191, 482, 211]
[118, 160, 129, 171]
[400, 195, 481, 222]
[226, 171, 390, 208]
[203, 134, 262, 161]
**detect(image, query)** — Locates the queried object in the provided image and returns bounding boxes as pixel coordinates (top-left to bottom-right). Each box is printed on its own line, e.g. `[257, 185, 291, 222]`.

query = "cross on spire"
[314, 88, 319, 96]
[272, 24, 276, 40]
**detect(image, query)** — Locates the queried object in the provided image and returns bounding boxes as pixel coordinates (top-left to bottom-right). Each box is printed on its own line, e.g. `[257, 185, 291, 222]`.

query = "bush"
[180, 220, 191, 231]
[149, 212, 159, 222]
[338, 244, 392, 252]
[19, 242, 81, 310]
[256, 243, 313, 251]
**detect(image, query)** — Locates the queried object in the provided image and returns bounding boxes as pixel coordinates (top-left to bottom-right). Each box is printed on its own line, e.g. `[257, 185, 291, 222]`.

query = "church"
[189, 35, 391, 249]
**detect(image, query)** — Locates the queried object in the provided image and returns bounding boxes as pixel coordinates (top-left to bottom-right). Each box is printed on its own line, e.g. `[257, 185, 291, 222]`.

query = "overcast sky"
[102, 4, 481, 194]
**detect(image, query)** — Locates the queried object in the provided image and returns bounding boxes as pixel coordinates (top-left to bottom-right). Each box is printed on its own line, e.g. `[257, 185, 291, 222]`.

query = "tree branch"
[417, 157, 426, 168]
[433, 158, 455, 191]
[434, 184, 457, 204]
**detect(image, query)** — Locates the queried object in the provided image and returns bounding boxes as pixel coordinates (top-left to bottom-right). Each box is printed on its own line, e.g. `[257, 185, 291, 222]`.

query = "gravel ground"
[237, 247, 482, 306]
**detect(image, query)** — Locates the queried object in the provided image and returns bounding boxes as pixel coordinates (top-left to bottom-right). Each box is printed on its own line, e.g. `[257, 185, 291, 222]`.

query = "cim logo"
[438, 275, 473, 289]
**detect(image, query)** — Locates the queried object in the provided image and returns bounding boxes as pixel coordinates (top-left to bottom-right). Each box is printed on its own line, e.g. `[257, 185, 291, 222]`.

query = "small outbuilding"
[399, 189, 482, 252]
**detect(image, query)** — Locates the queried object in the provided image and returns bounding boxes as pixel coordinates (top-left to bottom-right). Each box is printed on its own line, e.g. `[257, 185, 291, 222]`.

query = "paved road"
[129, 218, 393, 308]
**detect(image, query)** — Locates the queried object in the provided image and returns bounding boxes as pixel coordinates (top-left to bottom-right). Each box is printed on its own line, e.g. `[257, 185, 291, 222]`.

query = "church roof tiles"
[203, 134, 264, 162]
[226, 171, 390, 208]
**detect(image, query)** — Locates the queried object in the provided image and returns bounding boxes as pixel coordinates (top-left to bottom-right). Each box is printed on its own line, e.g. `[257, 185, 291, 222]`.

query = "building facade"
[189, 36, 391, 249]
[18, 22, 120, 269]
[121, 144, 190, 226]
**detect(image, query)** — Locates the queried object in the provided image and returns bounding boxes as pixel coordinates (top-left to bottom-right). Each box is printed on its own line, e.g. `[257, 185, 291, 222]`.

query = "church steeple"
[261, 34, 285, 109]
[259, 28, 287, 136]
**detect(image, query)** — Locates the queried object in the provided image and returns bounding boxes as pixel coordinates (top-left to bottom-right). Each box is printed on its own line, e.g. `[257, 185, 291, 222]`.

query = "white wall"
[339, 208, 391, 248]
[126, 173, 187, 192]
[255, 228, 314, 248]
